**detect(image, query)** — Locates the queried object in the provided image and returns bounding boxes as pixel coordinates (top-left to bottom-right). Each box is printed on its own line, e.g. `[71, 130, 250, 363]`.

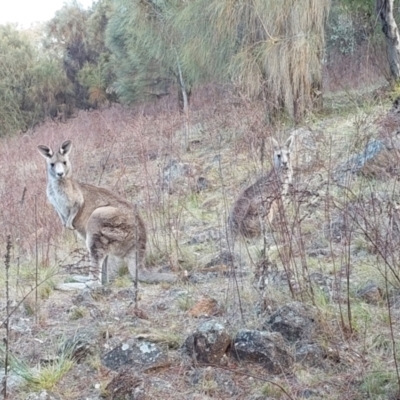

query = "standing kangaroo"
[229, 137, 293, 239]
[38, 140, 175, 285]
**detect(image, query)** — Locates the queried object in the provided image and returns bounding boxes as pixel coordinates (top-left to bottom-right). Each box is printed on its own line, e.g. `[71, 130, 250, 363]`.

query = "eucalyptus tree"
[0, 24, 34, 135]
[0, 24, 70, 136]
[44, 1, 93, 109]
[376, 0, 400, 81]
[106, 0, 192, 112]
[175, 0, 330, 122]
[77, 0, 116, 106]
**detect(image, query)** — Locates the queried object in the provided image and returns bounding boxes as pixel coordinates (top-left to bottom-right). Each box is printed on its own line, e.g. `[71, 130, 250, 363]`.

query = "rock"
[0, 371, 24, 391]
[188, 297, 222, 318]
[204, 250, 238, 268]
[333, 125, 400, 182]
[183, 320, 231, 364]
[356, 281, 382, 304]
[288, 127, 319, 173]
[71, 275, 92, 283]
[295, 342, 326, 368]
[186, 367, 238, 396]
[10, 318, 31, 334]
[72, 287, 112, 305]
[187, 228, 221, 245]
[232, 330, 293, 374]
[102, 340, 168, 371]
[264, 301, 317, 342]
[103, 368, 145, 400]
[25, 391, 61, 400]
[299, 389, 323, 398]
[56, 280, 101, 291]
[160, 159, 205, 194]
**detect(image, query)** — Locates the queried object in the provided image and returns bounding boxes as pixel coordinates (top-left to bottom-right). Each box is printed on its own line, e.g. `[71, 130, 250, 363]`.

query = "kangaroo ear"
[38, 145, 53, 159]
[285, 135, 294, 149]
[271, 137, 280, 150]
[59, 140, 72, 156]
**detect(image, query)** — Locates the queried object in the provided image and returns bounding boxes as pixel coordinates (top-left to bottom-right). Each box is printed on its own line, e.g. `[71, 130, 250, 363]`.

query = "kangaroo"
[38, 140, 176, 285]
[229, 137, 293, 239]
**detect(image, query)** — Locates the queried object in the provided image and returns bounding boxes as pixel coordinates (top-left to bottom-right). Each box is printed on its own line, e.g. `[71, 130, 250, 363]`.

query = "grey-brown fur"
[229, 137, 293, 239]
[38, 140, 175, 284]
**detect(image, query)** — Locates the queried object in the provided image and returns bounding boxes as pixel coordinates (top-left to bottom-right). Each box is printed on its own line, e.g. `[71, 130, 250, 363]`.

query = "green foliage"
[44, 0, 114, 109]
[338, 0, 375, 14]
[327, 0, 379, 56]
[106, 0, 185, 104]
[175, 0, 330, 121]
[0, 25, 33, 135]
[0, 342, 75, 391]
[0, 24, 72, 136]
[106, 0, 329, 121]
[360, 368, 398, 399]
[78, 59, 109, 106]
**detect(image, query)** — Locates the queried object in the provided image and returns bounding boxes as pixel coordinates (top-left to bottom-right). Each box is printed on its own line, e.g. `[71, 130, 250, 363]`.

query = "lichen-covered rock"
[232, 330, 293, 374]
[183, 320, 231, 364]
[104, 368, 145, 400]
[264, 301, 317, 342]
[356, 281, 382, 304]
[102, 340, 168, 371]
[295, 342, 326, 368]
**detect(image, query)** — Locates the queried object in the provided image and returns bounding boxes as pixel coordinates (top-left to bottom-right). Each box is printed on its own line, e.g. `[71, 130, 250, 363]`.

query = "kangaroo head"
[271, 137, 292, 172]
[38, 140, 73, 180]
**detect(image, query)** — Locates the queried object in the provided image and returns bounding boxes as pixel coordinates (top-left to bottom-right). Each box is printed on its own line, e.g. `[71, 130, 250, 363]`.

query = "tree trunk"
[376, 0, 400, 81]
[176, 57, 191, 151]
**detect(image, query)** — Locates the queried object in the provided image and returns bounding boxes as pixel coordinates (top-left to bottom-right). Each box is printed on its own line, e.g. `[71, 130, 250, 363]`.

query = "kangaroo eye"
[63, 161, 67, 165]
[50, 163, 55, 167]
[277, 154, 281, 158]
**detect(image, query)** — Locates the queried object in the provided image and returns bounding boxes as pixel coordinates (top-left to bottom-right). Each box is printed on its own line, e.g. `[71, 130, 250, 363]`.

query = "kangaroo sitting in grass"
[38, 140, 176, 285]
[229, 137, 293, 239]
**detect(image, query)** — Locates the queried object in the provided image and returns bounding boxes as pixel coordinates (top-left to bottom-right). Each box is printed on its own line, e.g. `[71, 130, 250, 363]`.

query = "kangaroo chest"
[47, 180, 81, 218]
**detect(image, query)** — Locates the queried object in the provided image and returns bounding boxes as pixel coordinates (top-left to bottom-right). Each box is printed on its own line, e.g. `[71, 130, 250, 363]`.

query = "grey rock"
[299, 389, 323, 398]
[56, 281, 99, 291]
[183, 320, 231, 364]
[187, 228, 221, 245]
[334, 139, 385, 180]
[232, 330, 293, 374]
[71, 275, 92, 283]
[160, 159, 204, 194]
[0, 371, 24, 391]
[288, 127, 319, 173]
[204, 251, 238, 268]
[264, 301, 317, 342]
[72, 287, 111, 306]
[25, 391, 61, 400]
[102, 340, 168, 371]
[295, 342, 326, 367]
[356, 281, 382, 304]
